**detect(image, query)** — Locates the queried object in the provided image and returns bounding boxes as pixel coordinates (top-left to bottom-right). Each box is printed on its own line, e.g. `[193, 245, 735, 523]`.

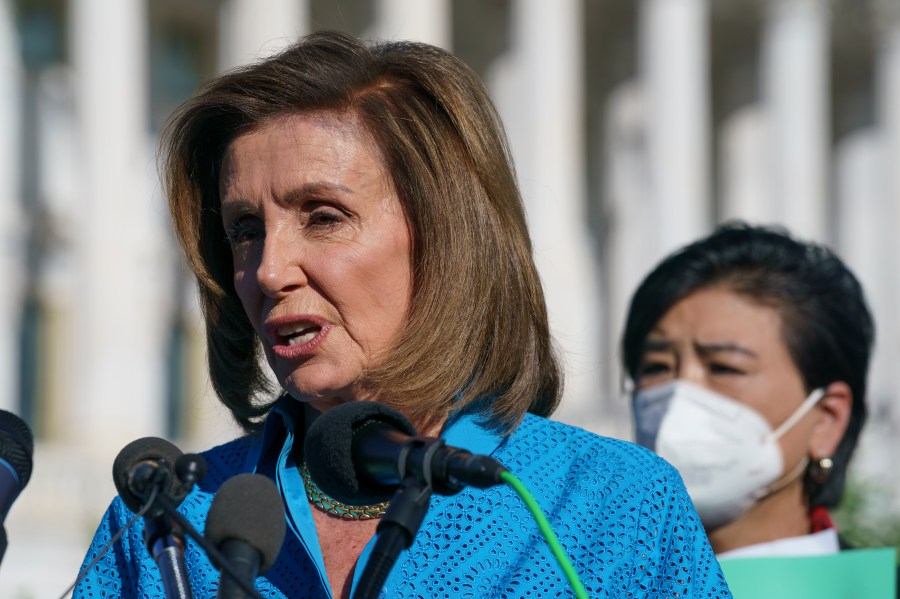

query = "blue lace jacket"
[74, 400, 732, 598]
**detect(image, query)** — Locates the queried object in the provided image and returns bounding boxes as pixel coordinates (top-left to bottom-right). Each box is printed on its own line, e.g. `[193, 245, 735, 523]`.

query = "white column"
[601, 80, 650, 440]
[720, 105, 771, 224]
[502, 0, 602, 428]
[0, 0, 23, 413]
[834, 128, 885, 398]
[871, 2, 900, 503]
[639, 0, 711, 257]
[31, 65, 79, 440]
[70, 0, 163, 446]
[719, 56, 771, 224]
[371, 0, 451, 48]
[218, 0, 309, 70]
[835, 126, 900, 506]
[762, 0, 829, 240]
[181, 285, 242, 446]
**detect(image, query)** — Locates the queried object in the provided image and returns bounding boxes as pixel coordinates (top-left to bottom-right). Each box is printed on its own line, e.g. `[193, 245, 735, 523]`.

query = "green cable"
[499, 470, 590, 599]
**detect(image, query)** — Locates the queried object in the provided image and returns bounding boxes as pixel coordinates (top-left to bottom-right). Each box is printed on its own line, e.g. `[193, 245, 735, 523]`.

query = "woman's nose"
[256, 230, 307, 297]
[677, 357, 707, 386]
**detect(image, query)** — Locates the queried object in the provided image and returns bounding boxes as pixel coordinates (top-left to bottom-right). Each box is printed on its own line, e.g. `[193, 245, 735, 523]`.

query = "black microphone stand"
[139, 465, 194, 599]
[144, 503, 193, 599]
[147, 491, 265, 599]
[352, 476, 433, 599]
[135, 457, 264, 599]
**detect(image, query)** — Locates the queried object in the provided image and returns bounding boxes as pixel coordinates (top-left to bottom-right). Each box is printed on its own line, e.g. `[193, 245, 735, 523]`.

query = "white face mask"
[632, 381, 825, 529]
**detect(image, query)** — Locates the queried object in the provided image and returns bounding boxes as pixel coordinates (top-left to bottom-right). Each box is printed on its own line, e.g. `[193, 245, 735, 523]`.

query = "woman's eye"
[224, 219, 260, 245]
[307, 208, 344, 228]
[710, 363, 744, 375]
[637, 361, 672, 380]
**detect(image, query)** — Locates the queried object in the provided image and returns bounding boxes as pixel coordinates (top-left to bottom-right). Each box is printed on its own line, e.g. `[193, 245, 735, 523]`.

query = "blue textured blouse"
[74, 400, 732, 598]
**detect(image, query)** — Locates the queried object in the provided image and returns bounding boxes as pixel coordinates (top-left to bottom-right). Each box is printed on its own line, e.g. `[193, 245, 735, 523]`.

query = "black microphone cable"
[57, 484, 159, 599]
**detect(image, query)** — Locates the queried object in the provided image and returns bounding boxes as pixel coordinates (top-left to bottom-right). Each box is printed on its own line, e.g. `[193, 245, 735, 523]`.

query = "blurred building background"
[2, 0, 899, 595]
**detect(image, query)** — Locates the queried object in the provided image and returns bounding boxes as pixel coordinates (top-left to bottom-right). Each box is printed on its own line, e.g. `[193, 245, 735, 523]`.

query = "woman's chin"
[281, 379, 361, 412]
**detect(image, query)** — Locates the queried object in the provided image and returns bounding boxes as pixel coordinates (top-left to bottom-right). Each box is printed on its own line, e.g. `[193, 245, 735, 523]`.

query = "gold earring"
[809, 456, 834, 484]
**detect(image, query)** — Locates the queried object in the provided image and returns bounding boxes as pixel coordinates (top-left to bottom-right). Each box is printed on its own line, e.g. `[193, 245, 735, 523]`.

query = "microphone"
[112, 437, 197, 516]
[0, 409, 34, 567]
[113, 437, 207, 599]
[304, 401, 506, 506]
[205, 473, 286, 599]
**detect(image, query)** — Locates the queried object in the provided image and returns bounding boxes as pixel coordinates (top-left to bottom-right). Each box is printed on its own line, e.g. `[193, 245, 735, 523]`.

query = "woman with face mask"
[621, 222, 897, 596]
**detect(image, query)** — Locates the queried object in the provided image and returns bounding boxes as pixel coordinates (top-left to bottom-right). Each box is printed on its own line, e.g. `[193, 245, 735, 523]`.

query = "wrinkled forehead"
[217, 110, 395, 196]
[228, 110, 385, 163]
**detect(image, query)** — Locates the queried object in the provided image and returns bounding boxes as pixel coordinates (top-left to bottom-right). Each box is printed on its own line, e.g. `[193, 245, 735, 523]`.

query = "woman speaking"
[75, 31, 730, 598]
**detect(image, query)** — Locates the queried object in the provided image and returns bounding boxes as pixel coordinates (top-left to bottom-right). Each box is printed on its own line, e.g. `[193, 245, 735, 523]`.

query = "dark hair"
[160, 30, 561, 433]
[621, 222, 874, 508]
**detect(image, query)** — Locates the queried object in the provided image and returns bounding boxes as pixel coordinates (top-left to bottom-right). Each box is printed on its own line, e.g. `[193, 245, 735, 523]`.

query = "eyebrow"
[220, 181, 354, 217]
[641, 339, 675, 353]
[641, 339, 758, 358]
[280, 181, 353, 205]
[695, 342, 758, 358]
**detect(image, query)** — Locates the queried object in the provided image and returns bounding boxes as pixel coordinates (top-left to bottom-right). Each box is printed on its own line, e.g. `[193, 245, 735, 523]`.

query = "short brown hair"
[161, 30, 561, 433]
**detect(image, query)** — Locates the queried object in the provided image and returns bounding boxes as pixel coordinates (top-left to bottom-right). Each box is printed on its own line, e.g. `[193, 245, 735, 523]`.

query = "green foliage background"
[833, 477, 900, 565]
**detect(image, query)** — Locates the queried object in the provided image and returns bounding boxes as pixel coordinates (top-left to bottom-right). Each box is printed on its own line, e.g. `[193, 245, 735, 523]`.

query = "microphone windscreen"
[205, 473, 286, 573]
[0, 410, 34, 489]
[304, 401, 416, 505]
[112, 437, 184, 513]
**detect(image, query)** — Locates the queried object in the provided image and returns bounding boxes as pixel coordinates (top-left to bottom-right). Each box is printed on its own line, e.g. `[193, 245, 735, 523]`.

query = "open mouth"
[277, 323, 322, 346]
